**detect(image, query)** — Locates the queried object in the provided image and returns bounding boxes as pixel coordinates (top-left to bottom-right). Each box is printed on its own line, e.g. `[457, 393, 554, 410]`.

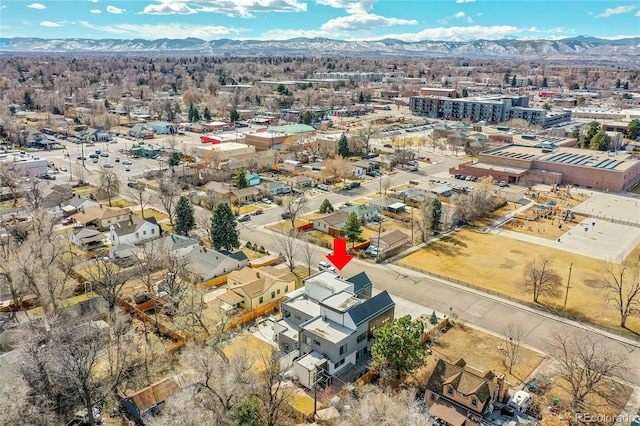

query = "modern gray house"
[275, 271, 394, 389]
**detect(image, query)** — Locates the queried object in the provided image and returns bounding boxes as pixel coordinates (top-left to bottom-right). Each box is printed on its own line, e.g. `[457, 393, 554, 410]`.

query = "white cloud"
[597, 5, 636, 18]
[316, 0, 375, 15]
[79, 21, 242, 39]
[141, 0, 306, 17]
[0, 5, 6, 9]
[258, 28, 330, 40]
[454, 11, 465, 18]
[477, 12, 483, 16]
[455, 0, 475, 3]
[40, 21, 63, 27]
[106, 5, 125, 14]
[27, 3, 47, 9]
[90, 9, 101, 13]
[90, 0, 98, 2]
[365, 25, 548, 42]
[321, 13, 417, 31]
[636, 10, 640, 16]
[466, 17, 473, 23]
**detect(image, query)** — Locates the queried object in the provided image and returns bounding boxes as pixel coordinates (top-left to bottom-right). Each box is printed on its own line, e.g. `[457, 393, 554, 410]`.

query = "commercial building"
[450, 144, 640, 192]
[275, 271, 394, 388]
[409, 95, 570, 128]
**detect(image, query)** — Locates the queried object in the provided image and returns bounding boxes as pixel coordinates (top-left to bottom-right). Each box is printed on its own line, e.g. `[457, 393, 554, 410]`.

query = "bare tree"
[503, 321, 526, 374]
[257, 350, 294, 426]
[283, 194, 307, 230]
[98, 169, 120, 207]
[377, 175, 391, 196]
[547, 329, 627, 411]
[128, 181, 151, 218]
[81, 256, 130, 320]
[158, 176, 180, 226]
[413, 198, 434, 243]
[272, 230, 299, 273]
[600, 260, 640, 328]
[0, 161, 22, 206]
[453, 176, 496, 224]
[298, 233, 317, 277]
[322, 155, 352, 184]
[333, 387, 424, 426]
[351, 122, 379, 155]
[522, 256, 563, 303]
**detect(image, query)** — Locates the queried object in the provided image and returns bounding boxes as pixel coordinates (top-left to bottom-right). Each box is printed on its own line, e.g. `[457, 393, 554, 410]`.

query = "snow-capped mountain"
[1, 36, 638, 62]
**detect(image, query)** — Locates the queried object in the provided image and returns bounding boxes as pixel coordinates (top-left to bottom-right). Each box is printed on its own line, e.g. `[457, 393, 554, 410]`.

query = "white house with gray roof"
[185, 246, 249, 281]
[275, 270, 394, 388]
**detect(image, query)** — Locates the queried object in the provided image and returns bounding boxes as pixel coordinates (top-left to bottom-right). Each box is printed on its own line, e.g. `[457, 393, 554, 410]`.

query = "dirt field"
[501, 211, 587, 241]
[398, 229, 640, 333]
[411, 323, 544, 389]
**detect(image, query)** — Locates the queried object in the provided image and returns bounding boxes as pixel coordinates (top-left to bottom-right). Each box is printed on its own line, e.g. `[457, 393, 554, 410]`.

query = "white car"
[122, 159, 132, 165]
[318, 261, 336, 273]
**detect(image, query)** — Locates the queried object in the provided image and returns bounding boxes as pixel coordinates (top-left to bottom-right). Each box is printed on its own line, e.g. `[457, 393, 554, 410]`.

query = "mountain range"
[1, 36, 639, 62]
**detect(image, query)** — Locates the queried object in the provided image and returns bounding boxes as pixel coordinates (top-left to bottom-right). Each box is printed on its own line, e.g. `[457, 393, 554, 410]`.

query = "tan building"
[370, 229, 410, 252]
[218, 266, 296, 311]
[244, 132, 288, 151]
[71, 205, 132, 229]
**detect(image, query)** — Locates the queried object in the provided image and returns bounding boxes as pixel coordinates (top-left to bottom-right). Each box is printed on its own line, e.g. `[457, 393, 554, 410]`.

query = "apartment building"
[275, 271, 393, 388]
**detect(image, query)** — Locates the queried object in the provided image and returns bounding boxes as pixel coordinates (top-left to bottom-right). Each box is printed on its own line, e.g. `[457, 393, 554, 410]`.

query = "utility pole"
[563, 262, 572, 310]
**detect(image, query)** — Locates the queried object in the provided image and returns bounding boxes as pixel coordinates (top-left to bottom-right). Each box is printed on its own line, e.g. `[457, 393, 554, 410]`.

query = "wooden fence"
[227, 300, 280, 330]
[296, 222, 313, 232]
[201, 274, 229, 288]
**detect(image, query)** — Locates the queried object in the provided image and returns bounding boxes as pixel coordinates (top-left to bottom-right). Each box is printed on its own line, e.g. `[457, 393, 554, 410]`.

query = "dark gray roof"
[220, 250, 249, 262]
[347, 290, 394, 326]
[346, 272, 372, 295]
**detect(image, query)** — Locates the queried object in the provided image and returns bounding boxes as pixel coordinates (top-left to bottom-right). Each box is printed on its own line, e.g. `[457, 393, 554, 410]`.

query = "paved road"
[243, 224, 640, 386]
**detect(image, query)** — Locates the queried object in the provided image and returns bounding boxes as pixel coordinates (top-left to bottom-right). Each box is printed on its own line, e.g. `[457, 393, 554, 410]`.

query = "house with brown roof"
[217, 266, 296, 311]
[370, 229, 409, 251]
[120, 376, 184, 423]
[312, 211, 349, 233]
[425, 358, 506, 426]
[71, 204, 132, 229]
[70, 227, 108, 250]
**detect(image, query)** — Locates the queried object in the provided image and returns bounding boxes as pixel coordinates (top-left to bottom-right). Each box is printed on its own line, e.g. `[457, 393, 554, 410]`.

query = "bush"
[246, 241, 252, 249]
[259, 245, 266, 253]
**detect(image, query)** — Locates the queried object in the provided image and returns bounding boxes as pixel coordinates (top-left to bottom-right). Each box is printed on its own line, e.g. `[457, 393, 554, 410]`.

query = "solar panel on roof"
[606, 160, 623, 169]
[598, 159, 614, 168]
[579, 158, 592, 165]
[561, 155, 577, 163]
[591, 159, 606, 168]
[570, 156, 587, 164]
[553, 154, 570, 162]
[547, 153, 564, 161]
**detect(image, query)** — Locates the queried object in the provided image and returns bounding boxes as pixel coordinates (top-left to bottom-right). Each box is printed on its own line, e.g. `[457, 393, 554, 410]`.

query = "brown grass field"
[398, 229, 640, 334]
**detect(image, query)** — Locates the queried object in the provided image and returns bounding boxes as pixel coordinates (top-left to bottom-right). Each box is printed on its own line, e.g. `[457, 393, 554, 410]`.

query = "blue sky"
[1, 1, 639, 41]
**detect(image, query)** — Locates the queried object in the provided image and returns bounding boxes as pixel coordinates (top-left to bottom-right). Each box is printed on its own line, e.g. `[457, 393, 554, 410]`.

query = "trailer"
[200, 135, 221, 144]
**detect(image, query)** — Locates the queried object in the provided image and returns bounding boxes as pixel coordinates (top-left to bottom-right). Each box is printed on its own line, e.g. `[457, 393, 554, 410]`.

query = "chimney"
[496, 373, 506, 402]
[256, 272, 260, 278]
[128, 212, 133, 225]
[99, 204, 103, 209]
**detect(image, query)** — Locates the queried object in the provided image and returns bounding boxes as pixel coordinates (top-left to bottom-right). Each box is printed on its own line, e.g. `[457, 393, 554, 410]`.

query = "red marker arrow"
[326, 238, 353, 271]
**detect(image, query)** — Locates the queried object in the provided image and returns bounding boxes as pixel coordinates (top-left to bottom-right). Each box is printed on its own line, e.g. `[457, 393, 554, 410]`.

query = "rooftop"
[320, 290, 360, 313]
[302, 316, 354, 344]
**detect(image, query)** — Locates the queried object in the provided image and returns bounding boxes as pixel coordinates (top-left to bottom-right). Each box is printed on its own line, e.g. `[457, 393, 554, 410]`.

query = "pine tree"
[615, 79, 621, 89]
[590, 131, 611, 151]
[338, 133, 350, 157]
[430, 198, 442, 233]
[318, 199, 334, 214]
[511, 75, 517, 87]
[429, 311, 438, 325]
[203, 106, 211, 122]
[626, 119, 640, 140]
[583, 121, 601, 147]
[462, 88, 469, 97]
[343, 212, 364, 247]
[210, 202, 240, 251]
[542, 77, 548, 88]
[230, 108, 240, 123]
[371, 315, 427, 380]
[174, 195, 195, 236]
[234, 168, 249, 189]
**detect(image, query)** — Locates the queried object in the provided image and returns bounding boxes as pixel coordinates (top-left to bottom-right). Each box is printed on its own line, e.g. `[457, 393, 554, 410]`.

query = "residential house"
[275, 271, 394, 388]
[70, 227, 107, 250]
[204, 181, 233, 199]
[371, 153, 397, 170]
[425, 358, 506, 426]
[285, 175, 314, 190]
[246, 173, 262, 187]
[262, 181, 291, 196]
[84, 127, 111, 142]
[40, 184, 74, 209]
[150, 234, 200, 258]
[110, 216, 160, 247]
[185, 246, 249, 281]
[71, 204, 132, 229]
[370, 229, 410, 252]
[312, 211, 349, 233]
[217, 266, 296, 311]
[368, 196, 406, 213]
[120, 376, 183, 423]
[339, 203, 380, 222]
[352, 160, 375, 178]
[61, 194, 98, 217]
[232, 186, 260, 204]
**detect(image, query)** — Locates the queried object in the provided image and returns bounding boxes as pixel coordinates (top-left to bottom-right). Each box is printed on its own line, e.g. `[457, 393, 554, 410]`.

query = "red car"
[251, 209, 264, 216]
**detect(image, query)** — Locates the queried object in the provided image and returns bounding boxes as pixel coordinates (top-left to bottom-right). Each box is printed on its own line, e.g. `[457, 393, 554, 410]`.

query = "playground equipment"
[515, 204, 572, 222]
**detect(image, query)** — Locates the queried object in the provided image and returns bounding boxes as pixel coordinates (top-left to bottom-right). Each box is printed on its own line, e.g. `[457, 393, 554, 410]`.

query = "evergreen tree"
[462, 88, 469, 97]
[168, 151, 183, 172]
[230, 108, 240, 123]
[174, 195, 195, 236]
[104, 99, 110, 109]
[430, 198, 442, 233]
[203, 106, 211, 122]
[570, 127, 582, 146]
[210, 202, 240, 251]
[429, 311, 438, 325]
[504, 73, 510, 84]
[300, 111, 312, 125]
[371, 315, 427, 379]
[338, 133, 350, 157]
[234, 168, 249, 189]
[623, 82, 629, 90]
[358, 92, 365, 103]
[343, 212, 364, 247]
[615, 79, 621, 89]
[626, 119, 640, 140]
[542, 77, 548, 88]
[233, 397, 261, 426]
[511, 75, 517, 87]
[318, 199, 334, 214]
[583, 121, 601, 146]
[590, 131, 611, 151]
[24, 92, 34, 110]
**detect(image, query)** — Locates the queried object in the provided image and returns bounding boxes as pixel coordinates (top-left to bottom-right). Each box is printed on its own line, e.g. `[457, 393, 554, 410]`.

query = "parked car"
[41, 174, 56, 180]
[318, 261, 336, 272]
[383, 144, 393, 148]
[61, 217, 74, 226]
[103, 163, 114, 168]
[59, 166, 68, 172]
[114, 157, 120, 162]
[125, 166, 131, 172]
[89, 153, 99, 159]
[76, 156, 86, 161]
[317, 184, 330, 191]
[260, 198, 272, 204]
[365, 245, 379, 257]
[100, 152, 109, 157]
[237, 214, 251, 222]
[122, 159, 132, 165]
[127, 181, 137, 188]
[281, 211, 292, 219]
[251, 209, 264, 216]
[92, 158, 99, 163]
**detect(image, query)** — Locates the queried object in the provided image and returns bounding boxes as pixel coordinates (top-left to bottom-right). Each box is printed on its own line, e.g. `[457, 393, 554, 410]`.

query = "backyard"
[398, 229, 640, 334]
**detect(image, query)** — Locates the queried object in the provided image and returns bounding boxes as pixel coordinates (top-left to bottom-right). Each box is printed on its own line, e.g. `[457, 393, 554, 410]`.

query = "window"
[357, 332, 367, 343]
[271, 291, 275, 299]
[471, 399, 477, 407]
[143, 230, 147, 235]
[135, 232, 139, 238]
[303, 335, 311, 345]
[430, 393, 435, 401]
[313, 339, 321, 347]
[259, 296, 263, 304]
[335, 359, 345, 368]
[447, 386, 453, 396]
[277, 289, 280, 295]
[339, 343, 347, 355]
[294, 314, 302, 320]
[285, 285, 289, 292]
[151, 228, 155, 234]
